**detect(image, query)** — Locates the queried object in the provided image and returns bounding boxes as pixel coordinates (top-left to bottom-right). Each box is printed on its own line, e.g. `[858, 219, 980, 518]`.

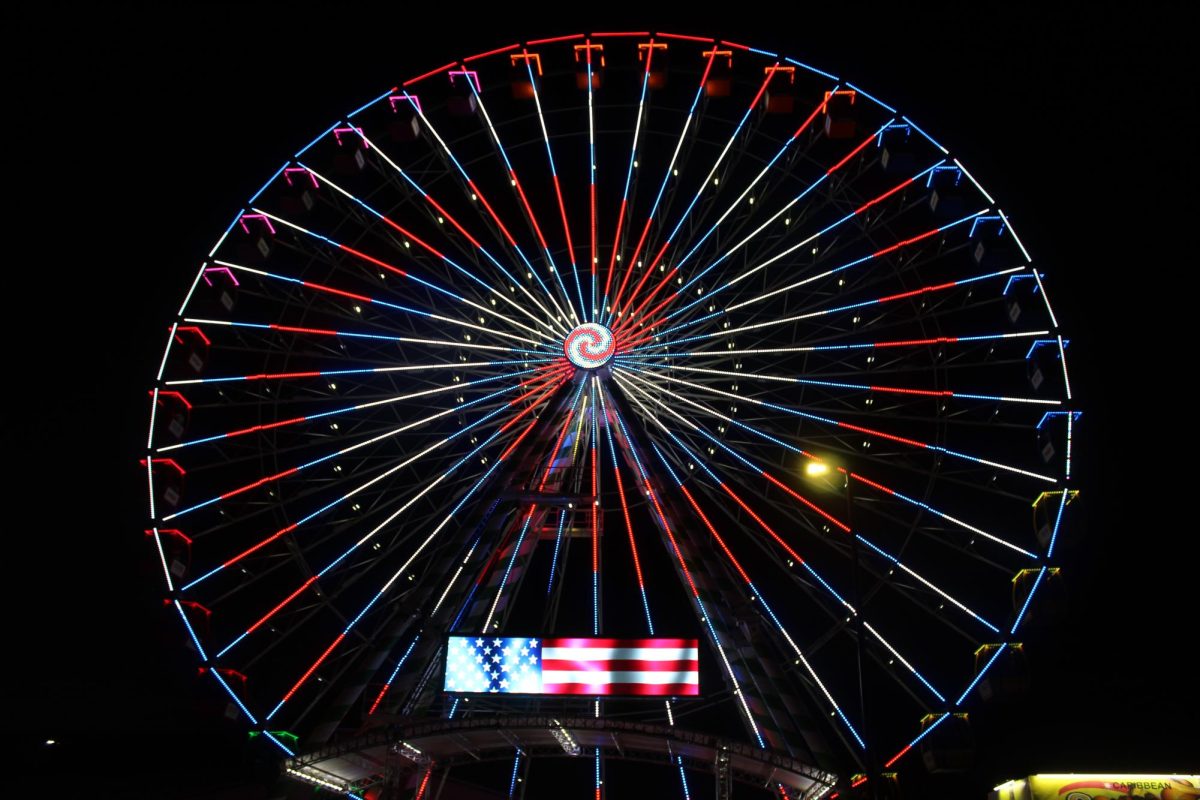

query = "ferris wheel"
[144, 31, 1077, 800]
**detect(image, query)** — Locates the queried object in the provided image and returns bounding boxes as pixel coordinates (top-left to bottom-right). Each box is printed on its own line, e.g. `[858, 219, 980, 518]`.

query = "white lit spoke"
[617, 367, 1037, 560]
[247, 204, 558, 349]
[182, 317, 536, 356]
[611, 66, 782, 326]
[164, 358, 552, 387]
[603, 385, 767, 748]
[188, 374, 564, 603]
[465, 77, 583, 323]
[210, 259, 545, 349]
[483, 381, 587, 631]
[720, 208, 987, 315]
[214, 411, 541, 656]
[617, 329, 1051, 361]
[619, 371, 974, 695]
[619, 369, 999, 636]
[523, 54, 587, 319]
[275, 166, 556, 342]
[639, 266, 1027, 352]
[604, 49, 717, 326]
[402, 92, 574, 328]
[163, 365, 567, 522]
[656, 96, 849, 306]
[251, 392, 563, 712]
[671, 151, 942, 316]
[600, 41, 654, 324]
[338, 135, 567, 338]
[597, 382, 655, 634]
[586, 46, 598, 319]
[618, 365, 1057, 483]
[634, 362, 1060, 407]
[158, 366, 544, 453]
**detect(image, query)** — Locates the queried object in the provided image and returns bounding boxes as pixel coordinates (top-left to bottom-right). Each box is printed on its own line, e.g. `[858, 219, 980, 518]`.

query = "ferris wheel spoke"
[483, 379, 587, 631]
[617, 372, 835, 558]
[622, 369, 844, 530]
[597, 384, 655, 634]
[624, 373, 998, 663]
[163, 364, 567, 522]
[605, 392, 768, 749]
[163, 358, 554, 387]
[264, 398, 561, 721]
[178, 372, 565, 594]
[720, 211, 987, 316]
[630, 209, 992, 350]
[616, 328, 1052, 361]
[628, 362, 1060, 408]
[611, 95, 847, 341]
[615, 367, 1039, 561]
[511, 57, 585, 323]
[648, 440, 870, 746]
[463, 72, 585, 323]
[241, 205, 557, 347]
[217, 407, 547, 660]
[618, 364, 1056, 484]
[604, 48, 718, 325]
[244, 201, 489, 310]
[583, 42, 600, 321]
[589, 377, 601, 637]
[158, 365, 544, 453]
[664, 156, 948, 326]
[208, 259, 544, 349]
[659, 405, 1001, 645]
[612, 64, 782, 328]
[665, 97, 837, 279]
[521, 52, 587, 320]
[233, 417, 546, 648]
[637, 409, 951, 713]
[642, 393, 1036, 574]
[336, 133, 569, 339]
[181, 316, 545, 356]
[400, 91, 576, 328]
[546, 387, 594, 599]
[598, 41, 657, 327]
[854, 534, 1001, 634]
[629, 264, 1026, 355]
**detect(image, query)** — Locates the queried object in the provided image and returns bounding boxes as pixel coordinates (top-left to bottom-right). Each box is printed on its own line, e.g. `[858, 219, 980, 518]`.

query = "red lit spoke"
[607, 50, 719, 321]
[612, 66, 779, 330]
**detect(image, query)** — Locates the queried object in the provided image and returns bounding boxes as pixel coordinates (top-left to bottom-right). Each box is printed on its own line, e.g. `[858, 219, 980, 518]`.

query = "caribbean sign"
[993, 775, 1200, 800]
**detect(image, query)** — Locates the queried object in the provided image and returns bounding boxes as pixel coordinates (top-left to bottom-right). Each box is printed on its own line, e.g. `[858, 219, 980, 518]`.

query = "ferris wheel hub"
[564, 323, 615, 369]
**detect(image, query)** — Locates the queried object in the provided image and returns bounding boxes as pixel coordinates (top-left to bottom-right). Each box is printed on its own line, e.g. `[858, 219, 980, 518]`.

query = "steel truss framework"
[144, 30, 1076, 800]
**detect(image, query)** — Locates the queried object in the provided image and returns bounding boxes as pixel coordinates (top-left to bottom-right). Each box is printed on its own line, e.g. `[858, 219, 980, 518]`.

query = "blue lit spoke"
[467, 76, 584, 323]
[401, 92, 575, 329]
[524, 57, 588, 321]
[617, 362, 1056, 485]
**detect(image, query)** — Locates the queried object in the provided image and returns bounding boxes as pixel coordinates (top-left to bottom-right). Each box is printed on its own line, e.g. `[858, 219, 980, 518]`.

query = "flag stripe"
[542, 670, 698, 684]
[542, 659, 698, 672]
[542, 682, 700, 696]
[545, 637, 696, 648]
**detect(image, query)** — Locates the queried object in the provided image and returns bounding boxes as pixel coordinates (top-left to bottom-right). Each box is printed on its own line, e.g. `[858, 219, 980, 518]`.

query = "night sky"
[7, 4, 1196, 798]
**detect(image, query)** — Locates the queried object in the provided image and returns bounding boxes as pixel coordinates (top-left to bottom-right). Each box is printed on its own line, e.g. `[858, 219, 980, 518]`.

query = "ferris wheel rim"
[143, 30, 1077, 795]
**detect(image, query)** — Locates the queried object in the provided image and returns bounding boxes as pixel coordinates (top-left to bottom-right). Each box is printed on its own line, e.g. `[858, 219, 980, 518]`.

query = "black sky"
[6, 3, 1196, 797]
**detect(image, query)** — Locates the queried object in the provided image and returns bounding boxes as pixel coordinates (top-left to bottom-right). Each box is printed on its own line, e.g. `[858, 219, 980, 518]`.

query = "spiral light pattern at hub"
[564, 323, 616, 369]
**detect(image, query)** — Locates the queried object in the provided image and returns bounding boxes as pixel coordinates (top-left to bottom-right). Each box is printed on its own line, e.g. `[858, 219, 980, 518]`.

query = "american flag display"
[443, 636, 700, 696]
